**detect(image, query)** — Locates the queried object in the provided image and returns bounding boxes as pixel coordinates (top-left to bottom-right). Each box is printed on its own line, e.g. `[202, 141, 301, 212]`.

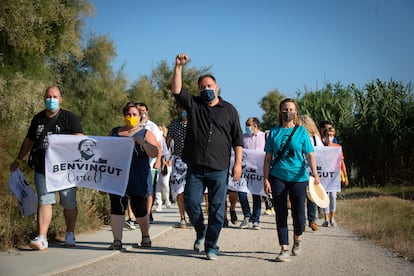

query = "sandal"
[140, 235, 152, 248]
[108, 240, 123, 250]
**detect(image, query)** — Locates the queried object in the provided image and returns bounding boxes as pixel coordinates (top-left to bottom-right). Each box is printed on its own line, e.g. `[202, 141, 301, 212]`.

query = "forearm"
[233, 146, 243, 166]
[172, 64, 183, 94]
[16, 137, 34, 160]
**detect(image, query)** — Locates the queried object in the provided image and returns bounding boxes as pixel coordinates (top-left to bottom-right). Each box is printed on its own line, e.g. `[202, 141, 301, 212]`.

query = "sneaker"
[29, 236, 48, 251]
[252, 222, 261, 230]
[173, 219, 187, 229]
[239, 217, 250, 229]
[264, 207, 275, 215]
[330, 218, 337, 227]
[230, 210, 238, 224]
[275, 250, 290, 262]
[206, 249, 218, 260]
[124, 219, 137, 230]
[165, 201, 172, 208]
[64, 232, 76, 247]
[154, 204, 162, 212]
[292, 240, 302, 256]
[322, 221, 329, 227]
[309, 221, 319, 231]
[193, 238, 205, 253]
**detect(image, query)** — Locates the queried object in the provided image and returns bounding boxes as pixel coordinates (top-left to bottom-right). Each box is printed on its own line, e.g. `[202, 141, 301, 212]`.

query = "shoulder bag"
[270, 125, 298, 169]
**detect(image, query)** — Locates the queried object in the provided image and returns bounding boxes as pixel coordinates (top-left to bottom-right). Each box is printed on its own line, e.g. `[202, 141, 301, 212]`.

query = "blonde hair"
[158, 124, 168, 137]
[300, 115, 321, 137]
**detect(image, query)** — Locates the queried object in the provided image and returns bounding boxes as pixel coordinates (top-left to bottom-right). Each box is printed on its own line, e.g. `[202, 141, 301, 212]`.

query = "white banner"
[46, 134, 134, 196]
[228, 149, 266, 196]
[228, 146, 342, 194]
[314, 146, 342, 192]
[170, 156, 187, 197]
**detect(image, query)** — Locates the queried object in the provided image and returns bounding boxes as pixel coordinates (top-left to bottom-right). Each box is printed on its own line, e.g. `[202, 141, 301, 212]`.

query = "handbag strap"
[271, 125, 298, 167]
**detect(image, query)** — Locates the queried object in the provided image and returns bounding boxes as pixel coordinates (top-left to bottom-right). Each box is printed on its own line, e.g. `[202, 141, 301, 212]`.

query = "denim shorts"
[34, 172, 77, 208]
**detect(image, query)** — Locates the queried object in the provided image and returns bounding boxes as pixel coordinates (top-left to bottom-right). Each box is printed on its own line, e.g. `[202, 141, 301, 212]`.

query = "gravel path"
[53, 210, 414, 276]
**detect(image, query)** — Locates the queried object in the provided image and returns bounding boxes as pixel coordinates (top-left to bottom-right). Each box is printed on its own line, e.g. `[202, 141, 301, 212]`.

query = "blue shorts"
[34, 172, 77, 209]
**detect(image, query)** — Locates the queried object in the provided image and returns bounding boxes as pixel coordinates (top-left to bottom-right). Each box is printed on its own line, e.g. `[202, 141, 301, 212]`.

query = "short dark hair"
[319, 120, 331, 129]
[197, 74, 216, 85]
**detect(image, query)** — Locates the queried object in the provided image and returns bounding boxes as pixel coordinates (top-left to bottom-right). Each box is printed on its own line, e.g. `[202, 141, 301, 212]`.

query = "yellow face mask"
[124, 116, 139, 128]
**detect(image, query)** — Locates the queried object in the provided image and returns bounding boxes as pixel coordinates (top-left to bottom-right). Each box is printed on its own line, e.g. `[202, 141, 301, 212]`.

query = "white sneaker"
[252, 222, 261, 230]
[29, 236, 48, 251]
[275, 250, 290, 262]
[64, 232, 76, 247]
[154, 205, 162, 212]
[240, 218, 250, 229]
[165, 201, 172, 208]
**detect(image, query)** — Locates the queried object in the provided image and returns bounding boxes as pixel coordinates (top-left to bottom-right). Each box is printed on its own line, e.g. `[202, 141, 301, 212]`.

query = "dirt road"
[53, 210, 414, 276]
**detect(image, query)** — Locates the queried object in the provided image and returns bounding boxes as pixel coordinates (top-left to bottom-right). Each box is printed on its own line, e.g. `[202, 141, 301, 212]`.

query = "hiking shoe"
[252, 222, 261, 230]
[309, 221, 319, 231]
[292, 240, 302, 256]
[29, 236, 48, 251]
[230, 210, 238, 224]
[193, 238, 205, 253]
[124, 219, 137, 230]
[275, 250, 290, 262]
[322, 221, 329, 227]
[240, 217, 250, 229]
[173, 219, 187, 229]
[206, 249, 218, 260]
[330, 218, 337, 227]
[64, 232, 76, 247]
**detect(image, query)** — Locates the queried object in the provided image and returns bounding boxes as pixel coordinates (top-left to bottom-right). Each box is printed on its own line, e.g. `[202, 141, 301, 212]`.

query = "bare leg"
[110, 214, 124, 241]
[64, 207, 78, 232]
[38, 204, 53, 237]
[177, 193, 185, 220]
[127, 200, 136, 221]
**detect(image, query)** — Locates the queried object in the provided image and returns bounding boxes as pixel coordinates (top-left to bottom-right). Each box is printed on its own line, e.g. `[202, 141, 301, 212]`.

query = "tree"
[58, 34, 128, 135]
[258, 89, 286, 130]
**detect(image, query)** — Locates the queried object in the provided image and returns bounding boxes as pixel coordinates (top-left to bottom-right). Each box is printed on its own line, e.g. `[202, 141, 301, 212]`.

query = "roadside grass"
[337, 187, 414, 261]
[0, 185, 109, 251]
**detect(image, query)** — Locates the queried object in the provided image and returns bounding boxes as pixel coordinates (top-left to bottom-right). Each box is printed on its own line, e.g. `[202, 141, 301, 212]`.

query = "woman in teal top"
[263, 98, 320, 262]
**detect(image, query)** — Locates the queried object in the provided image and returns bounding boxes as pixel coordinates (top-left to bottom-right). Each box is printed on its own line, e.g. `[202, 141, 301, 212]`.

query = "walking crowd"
[9, 53, 348, 262]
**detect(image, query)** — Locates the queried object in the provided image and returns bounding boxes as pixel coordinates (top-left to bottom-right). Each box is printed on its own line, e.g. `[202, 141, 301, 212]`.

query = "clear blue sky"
[84, 0, 414, 125]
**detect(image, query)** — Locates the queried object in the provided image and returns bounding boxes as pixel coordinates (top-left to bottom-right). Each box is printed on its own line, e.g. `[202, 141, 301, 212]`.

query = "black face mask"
[200, 88, 215, 103]
[281, 112, 295, 122]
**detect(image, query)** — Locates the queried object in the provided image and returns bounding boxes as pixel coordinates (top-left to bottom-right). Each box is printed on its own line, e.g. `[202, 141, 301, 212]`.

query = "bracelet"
[15, 158, 22, 164]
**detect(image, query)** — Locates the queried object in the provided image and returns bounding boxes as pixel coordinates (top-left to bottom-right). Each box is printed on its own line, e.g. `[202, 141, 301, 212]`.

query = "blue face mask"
[45, 98, 59, 111]
[245, 126, 253, 135]
[200, 88, 216, 103]
[181, 110, 187, 118]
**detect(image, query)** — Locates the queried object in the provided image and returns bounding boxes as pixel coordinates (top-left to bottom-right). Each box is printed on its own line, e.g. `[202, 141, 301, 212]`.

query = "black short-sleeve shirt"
[27, 109, 83, 172]
[174, 89, 243, 170]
